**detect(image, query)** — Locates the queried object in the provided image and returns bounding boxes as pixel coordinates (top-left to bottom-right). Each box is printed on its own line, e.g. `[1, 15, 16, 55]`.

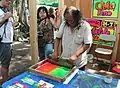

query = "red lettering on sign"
[97, 10, 112, 16]
[95, 1, 115, 10]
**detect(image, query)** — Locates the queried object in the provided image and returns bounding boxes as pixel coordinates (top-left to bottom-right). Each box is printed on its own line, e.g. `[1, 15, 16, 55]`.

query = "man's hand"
[68, 54, 78, 64]
[51, 51, 59, 60]
[4, 12, 12, 20]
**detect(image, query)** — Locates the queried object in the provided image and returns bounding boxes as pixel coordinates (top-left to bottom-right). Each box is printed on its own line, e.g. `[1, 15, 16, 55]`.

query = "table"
[2, 70, 120, 88]
[68, 71, 119, 88]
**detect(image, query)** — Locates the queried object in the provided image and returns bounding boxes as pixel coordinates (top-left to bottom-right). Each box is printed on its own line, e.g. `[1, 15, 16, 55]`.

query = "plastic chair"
[94, 34, 116, 71]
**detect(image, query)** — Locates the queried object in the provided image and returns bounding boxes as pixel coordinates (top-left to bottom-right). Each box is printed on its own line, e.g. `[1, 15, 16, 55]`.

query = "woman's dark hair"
[64, 6, 83, 26]
[49, 8, 54, 15]
[37, 6, 49, 20]
[49, 8, 55, 19]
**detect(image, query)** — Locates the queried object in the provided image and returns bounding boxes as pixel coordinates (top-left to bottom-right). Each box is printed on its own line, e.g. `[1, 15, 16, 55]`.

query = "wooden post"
[76, 0, 80, 8]
[114, 4, 120, 61]
[57, 0, 65, 56]
[29, 0, 38, 64]
[58, 0, 66, 23]
[58, 0, 65, 15]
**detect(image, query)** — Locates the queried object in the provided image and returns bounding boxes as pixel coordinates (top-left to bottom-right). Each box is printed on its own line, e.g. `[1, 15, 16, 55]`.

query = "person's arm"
[0, 12, 12, 24]
[75, 44, 90, 57]
[70, 44, 90, 61]
[52, 38, 61, 59]
[0, 16, 7, 24]
[52, 21, 65, 59]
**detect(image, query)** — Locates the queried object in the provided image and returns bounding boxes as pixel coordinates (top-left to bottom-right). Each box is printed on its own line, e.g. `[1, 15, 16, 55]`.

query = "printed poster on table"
[92, 0, 120, 18]
[86, 18, 117, 45]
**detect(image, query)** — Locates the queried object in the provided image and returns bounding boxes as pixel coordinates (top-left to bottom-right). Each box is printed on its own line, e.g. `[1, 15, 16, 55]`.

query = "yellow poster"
[92, 0, 120, 18]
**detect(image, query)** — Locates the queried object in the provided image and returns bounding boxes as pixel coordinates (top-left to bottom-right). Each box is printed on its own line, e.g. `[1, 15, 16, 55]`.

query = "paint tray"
[28, 59, 76, 82]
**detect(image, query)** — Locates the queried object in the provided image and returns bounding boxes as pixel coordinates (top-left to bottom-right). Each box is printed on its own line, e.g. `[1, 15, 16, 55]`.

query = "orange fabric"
[35, 62, 58, 73]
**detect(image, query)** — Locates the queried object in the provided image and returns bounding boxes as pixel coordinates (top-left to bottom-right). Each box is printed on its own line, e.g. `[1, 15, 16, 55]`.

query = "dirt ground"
[9, 41, 32, 79]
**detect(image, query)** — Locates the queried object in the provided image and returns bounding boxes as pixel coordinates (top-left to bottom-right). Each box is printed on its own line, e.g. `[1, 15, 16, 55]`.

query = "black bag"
[0, 37, 2, 42]
[38, 38, 45, 47]
[0, 22, 8, 42]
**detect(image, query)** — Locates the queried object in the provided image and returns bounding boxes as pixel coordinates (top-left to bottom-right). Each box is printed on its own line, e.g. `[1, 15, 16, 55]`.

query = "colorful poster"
[92, 0, 120, 18]
[86, 18, 117, 45]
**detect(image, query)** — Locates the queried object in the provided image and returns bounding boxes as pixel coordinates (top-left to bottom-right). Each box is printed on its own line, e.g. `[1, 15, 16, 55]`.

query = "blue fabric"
[2, 71, 119, 88]
[44, 43, 53, 58]
[2, 72, 66, 88]
[68, 71, 119, 88]
[38, 43, 53, 60]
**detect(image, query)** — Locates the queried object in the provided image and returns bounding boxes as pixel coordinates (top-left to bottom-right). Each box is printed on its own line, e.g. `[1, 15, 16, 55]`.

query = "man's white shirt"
[0, 9, 13, 43]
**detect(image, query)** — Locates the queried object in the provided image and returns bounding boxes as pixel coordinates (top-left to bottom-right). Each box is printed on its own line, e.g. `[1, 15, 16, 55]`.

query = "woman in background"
[37, 6, 55, 60]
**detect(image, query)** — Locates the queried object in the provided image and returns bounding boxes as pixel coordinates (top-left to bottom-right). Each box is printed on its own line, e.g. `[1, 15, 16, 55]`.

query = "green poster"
[37, 0, 58, 7]
[92, 0, 120, 18]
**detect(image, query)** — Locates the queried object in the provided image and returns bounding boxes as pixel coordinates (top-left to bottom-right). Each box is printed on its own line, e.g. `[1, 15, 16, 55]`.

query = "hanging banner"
[92, 0, 120, 18]
[86, 18, 117, 45]
[37, 0, 58, 7]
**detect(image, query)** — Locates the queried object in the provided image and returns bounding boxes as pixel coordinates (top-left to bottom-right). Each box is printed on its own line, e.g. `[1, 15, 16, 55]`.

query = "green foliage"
[12, 0, 29, 41]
